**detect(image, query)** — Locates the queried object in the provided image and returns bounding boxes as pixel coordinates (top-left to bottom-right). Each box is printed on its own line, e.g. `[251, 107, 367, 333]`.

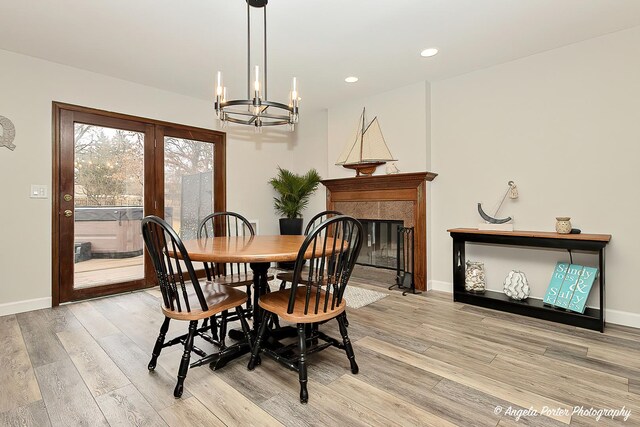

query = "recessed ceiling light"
[345, 76, 359, 83]
[420, 48, 439, 57]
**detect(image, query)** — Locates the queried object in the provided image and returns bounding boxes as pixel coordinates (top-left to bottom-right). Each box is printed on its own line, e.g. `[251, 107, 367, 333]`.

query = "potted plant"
[269, 167, 322, 235]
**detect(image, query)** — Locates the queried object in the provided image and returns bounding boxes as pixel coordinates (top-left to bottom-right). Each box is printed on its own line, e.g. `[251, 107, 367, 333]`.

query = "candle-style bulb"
[291, 77, 298, 101]
[254, 65, 260, 94]
[216, 71, 223, 96]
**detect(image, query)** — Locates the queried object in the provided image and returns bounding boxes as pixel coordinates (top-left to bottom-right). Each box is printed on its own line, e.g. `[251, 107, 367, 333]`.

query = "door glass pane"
[164, 137, 214, 240]
[73, 124, 145, 289]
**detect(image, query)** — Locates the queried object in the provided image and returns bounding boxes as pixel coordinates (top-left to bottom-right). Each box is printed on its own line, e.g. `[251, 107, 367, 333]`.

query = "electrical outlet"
[30, 184, 48, 199]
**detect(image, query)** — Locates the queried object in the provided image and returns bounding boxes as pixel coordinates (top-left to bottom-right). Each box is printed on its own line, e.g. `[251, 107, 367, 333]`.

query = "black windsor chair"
[197, 212, 274, 323]
[142, 215, 252, 398]
[247, 215, 364, 403]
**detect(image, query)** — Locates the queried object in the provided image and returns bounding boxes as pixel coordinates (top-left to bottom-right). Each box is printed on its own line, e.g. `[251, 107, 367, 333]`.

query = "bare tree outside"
[73, 125, 215, 239]
[74, 124, 144, 206]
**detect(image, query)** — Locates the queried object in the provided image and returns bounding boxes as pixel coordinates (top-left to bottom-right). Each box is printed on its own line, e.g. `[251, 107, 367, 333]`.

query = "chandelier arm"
[224, 116, 290, 127]
[225, 116, 255, 126]
[226, 111, 292, 120]
[221, 99, 293, 112]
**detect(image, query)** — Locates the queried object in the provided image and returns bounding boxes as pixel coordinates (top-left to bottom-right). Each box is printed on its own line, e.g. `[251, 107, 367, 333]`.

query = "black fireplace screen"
[356, 219, 403, 270]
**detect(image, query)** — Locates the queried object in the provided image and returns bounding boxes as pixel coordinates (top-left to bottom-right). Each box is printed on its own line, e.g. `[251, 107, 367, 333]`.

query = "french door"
[53, 103, 225, 304]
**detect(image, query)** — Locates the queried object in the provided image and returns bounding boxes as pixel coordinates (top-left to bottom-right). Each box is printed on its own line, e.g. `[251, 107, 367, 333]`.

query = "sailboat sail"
[361, 118, 393, 162]
[336, 117, 364, 165]
[335, 108, 395, 166]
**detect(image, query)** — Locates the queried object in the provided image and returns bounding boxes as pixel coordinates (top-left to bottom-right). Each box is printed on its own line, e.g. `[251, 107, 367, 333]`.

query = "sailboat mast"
[360, 107, 365, 162]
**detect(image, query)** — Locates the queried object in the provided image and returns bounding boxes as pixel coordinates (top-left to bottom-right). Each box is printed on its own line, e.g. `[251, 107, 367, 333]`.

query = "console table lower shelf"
[454, 289, 602, 331]
[449, 228, 610, 332]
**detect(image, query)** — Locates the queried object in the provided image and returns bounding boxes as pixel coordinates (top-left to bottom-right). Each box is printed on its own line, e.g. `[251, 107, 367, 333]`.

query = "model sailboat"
[336, 108, 396, 176]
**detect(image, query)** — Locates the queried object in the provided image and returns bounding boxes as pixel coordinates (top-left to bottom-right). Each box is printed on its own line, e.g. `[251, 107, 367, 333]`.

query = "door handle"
[64, 210, 73, 217]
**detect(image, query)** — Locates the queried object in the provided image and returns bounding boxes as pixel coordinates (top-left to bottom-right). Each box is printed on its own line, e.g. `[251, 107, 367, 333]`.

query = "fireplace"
[321, 172, 437, 291]
[357, 219, 403, 270]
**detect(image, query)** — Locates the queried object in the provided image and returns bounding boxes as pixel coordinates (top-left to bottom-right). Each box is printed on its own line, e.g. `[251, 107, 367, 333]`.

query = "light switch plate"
[30, 184, 48, 199]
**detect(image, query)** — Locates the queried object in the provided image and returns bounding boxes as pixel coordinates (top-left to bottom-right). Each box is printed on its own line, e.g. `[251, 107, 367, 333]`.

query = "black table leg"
[249, 262, 270, 331]
[210, 262, 270, 370]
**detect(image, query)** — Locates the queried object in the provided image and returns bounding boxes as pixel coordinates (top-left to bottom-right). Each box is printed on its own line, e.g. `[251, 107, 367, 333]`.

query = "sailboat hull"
[342, 162, 385, 176]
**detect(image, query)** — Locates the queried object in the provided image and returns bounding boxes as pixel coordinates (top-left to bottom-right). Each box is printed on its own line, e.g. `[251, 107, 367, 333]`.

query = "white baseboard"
[428, 280, 452, 293]
[605, 309, 640, 329]
[0, 297, 52, 317]
[425, 280, 640, 329]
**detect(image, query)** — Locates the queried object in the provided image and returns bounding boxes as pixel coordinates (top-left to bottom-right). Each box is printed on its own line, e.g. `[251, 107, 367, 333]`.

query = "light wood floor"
[2, 276, 640, 426]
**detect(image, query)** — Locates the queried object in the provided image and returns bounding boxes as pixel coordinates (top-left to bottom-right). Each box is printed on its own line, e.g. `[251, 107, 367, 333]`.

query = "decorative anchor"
[477, 181, 519, 224]
[0, 116, 16, 151]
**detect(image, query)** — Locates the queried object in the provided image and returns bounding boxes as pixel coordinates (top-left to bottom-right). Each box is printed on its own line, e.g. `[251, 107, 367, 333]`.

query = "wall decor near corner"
[477, 180, 518, 231]
[0, 115, 16, 151]
[503, 270, 530, 300]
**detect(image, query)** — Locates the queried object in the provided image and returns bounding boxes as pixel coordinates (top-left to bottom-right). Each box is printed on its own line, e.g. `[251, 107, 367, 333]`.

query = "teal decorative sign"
[544, 262, 598, 313]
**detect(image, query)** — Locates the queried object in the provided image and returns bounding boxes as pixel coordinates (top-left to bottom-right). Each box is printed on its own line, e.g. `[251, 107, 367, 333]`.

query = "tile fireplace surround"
[321, 172, 437, 290]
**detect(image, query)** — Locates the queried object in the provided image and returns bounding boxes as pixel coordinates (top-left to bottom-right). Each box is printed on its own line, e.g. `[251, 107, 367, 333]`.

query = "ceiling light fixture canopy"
[215, 0, 299, 131]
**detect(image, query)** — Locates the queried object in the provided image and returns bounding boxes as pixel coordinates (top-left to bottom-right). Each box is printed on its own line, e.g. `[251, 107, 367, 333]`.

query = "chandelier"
[214, 0, 299, 130]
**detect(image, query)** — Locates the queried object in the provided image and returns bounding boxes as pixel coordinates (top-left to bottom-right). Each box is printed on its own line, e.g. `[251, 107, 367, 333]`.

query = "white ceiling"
[2, 0, 640, 111]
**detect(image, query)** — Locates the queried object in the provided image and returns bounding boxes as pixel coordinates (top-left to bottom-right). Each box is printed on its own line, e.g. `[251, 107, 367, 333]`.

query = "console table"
[448, 228, 611, 332]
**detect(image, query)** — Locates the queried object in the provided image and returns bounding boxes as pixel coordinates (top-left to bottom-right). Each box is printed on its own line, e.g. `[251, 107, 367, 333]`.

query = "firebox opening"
[356, 219, 404, 270]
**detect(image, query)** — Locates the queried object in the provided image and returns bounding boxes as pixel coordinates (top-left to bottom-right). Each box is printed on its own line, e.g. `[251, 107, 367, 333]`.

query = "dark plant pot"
[278, 218, 303, 269]
[279, 218, 303, 236]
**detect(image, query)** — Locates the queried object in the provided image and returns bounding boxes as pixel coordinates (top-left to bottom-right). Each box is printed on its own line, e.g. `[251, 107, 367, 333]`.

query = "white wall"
[291, 108, 329, 228]
[0, 49, 293, 313]
[431, 26, 640, 326]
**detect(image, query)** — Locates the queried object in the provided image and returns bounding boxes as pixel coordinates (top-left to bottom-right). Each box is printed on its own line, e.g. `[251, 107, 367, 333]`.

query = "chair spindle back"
[197, 212, 254, 280]
[142, 215, 207, 313]
[288, 215, 364, 315]
[304, 210, 342, 235]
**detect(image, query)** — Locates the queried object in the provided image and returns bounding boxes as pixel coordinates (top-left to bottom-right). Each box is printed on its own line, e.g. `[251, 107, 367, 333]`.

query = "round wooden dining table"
[182, 234, 308, 264]
[181, 234, 314, 370]
[182, 234, 309, 321]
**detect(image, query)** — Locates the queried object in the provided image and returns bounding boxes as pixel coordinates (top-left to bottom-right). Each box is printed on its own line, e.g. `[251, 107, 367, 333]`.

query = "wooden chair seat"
[162, 283, 248, 321]
[211, 273, 274, 287]
[275, 271, 295, 283]
[258, 287, 346, 323]
[275, 271, 326, 287]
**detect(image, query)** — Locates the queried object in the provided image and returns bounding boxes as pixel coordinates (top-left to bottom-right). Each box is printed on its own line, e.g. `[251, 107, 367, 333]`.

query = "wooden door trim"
[52, 102, 226, 306]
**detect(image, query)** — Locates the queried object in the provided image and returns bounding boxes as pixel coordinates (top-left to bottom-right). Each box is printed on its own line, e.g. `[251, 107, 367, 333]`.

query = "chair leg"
[247, 313, 270, 370]
[337, 313, 358, 374]
[148, 316, 170, 371]
[278, 279, 287, 291]
[219, 310, 228, 349]
[209, 315, 219, 342]
[245, 284, 253, 314]
[268, 311, 281, 330]
[297, 323, 309, 403]
[236, 306, 252, 352]
[174, 320, 197, 398]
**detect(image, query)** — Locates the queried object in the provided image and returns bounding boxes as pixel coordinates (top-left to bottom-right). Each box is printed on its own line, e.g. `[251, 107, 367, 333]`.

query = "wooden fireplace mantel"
[321, 172, 437, 193]
[321, 172, 437, 291]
